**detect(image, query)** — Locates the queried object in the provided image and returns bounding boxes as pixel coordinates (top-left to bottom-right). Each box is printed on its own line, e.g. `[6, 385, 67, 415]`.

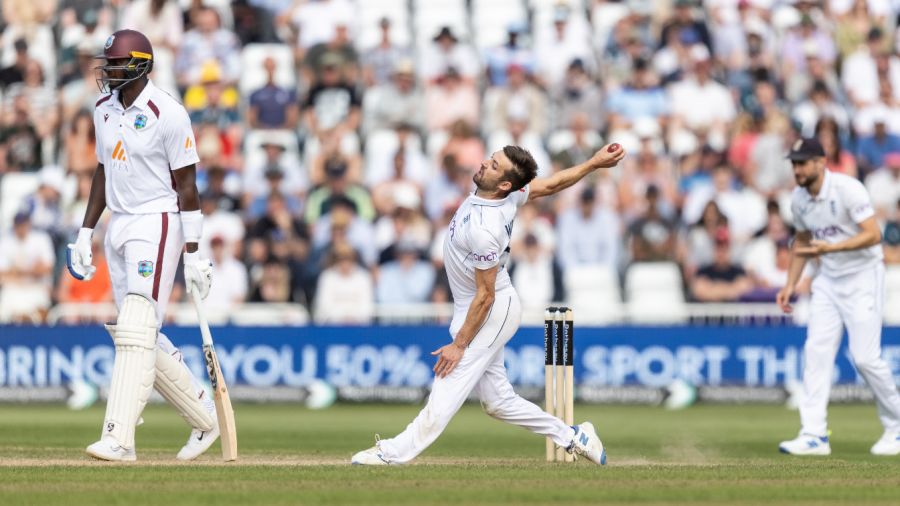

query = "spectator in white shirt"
[865, 151, 900, 222]
[314, 242, 374, 324]
[0, 212, 55, 322]
[376, 241, 435, 304]
[556, 187, 621, 271]
[668, 45, 736, 145]
[204, 236, 248, 312]
[419, 26, 479, 84]
[510, 233, 560, 316]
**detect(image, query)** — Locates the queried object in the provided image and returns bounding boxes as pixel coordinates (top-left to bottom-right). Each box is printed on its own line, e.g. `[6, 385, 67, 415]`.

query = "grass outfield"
[1, 404, 900, 505]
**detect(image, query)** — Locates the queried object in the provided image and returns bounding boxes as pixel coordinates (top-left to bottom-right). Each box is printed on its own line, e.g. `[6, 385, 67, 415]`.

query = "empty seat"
[0, 172, 40, 235]
[624, 262, 688, 324]
[563, 264, 622, 325]
[884, 266, 900, 324]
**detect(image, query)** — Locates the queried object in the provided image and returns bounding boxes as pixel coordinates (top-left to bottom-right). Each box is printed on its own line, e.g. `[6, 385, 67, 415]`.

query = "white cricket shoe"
[569, 422, 607, 465]
[870, 432, 900, 456]
[86, 436, 136, 462]
[351, 435, 391, 465]
[778, 433, 831, 455]
[176, 420, 220, 461]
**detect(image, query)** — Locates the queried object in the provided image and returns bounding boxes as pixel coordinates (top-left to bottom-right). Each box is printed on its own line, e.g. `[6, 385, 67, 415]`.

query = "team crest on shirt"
[137, 261, 154, 278]
[134, 114, 147, 130]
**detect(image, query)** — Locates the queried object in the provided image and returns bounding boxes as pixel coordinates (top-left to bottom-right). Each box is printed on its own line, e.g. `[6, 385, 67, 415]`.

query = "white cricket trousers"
[800, 263, 900, 436]
[378, 290, 576, 463]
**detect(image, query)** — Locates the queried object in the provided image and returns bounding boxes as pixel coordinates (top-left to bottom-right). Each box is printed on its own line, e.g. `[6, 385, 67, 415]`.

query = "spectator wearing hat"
[484, 62, 547, 136]
[244, 139, 306, 203]
[247, 57, 299, 130]
[424, 67, 480, 132]
[371, 143, 426, 215]
[376, 240, 436, 304]
[361, 17, 412, 87]
[556, 187, 620, 271]
[373, 185, 432, 263]
[303, 52, 361, 138]
[312, 195, 376, 267]
[185, 61, 241, 129]
[865, 152, 900, 222]
[419, 26, 479, 84]
[246, 164, 302, 219]
[313, 241, 374, 324]
[483, 21, 535, 87]
[0, 212, 55, 322]
[175, 6, 241, 89]
[305, 156, 375, 224]
[20, 165, 66, 244]
[690, 227, 753, 302]
[551, 58, 605, 133]
[792, 81, 851, 138]
[362, 59, 424, 135]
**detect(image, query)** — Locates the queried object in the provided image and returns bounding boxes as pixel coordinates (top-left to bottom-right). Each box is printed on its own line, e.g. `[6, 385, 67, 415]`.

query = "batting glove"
[184, 251, 213, 299]
[66, 227, 96, 281]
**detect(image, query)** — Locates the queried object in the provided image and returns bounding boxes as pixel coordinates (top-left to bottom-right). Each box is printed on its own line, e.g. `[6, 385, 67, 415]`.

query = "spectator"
[185, 62, 241, 131]
[684, 165, 767, 245]
[0, 38, 29, 90]
[883, 199, 900, 264]
[742, 208, 792, 290]
[780, 14, 836, 77]
[247, 57, 299, 130]
[606, 58, 667, 132]
[438, 119, 484, 173]
[244, 140, 307, 202]
[842, 27, 898, 107]
[487, 109, 552, 178]
[483, 21, 535, 87]
[550, 111, 604, 170]
[747, 114, 795, 198]
[857, 111, 900, 174]
[376, 241, 436, 304]
[792, 81, 850, 138]
[618, 150, 678, 223]
[20, 165, 65, 243]
[534, 3, 594, 88]
[365, 123, 431, 187]
[55, 234, 112, 315]
[484, 63, 547, 136]
[312, 196, 377, 267]
[203, 165, 241, 213]
[361, 17, 411, 87]
[120, 0, 184, 94]
[305, 156, 374, 223]
[175, 6, 241, 89]
[556, 187, 620, 271]
[419, 26, 479, 84]
[510, 233, 561, 314]
[0, 213, 55, 322]
[551, 58, 605, 133]
[63, 109, 98, 175]
[424, 67, 480, 132]
[658, 0, 712, 54]
[303, 53, 361, 138]
[247, 166, 303, 219]
[204, 236, 248, 311]
[248, 191, 310, 270]
[9, 60, 58, 143]
[371, 147, 425, 214]
[285, 0, 353, 58]
[373, 185, 432, 262]
[304, 19, 359, 84]
[249, 259, 293, 303]
[683, 200, 729, 279]
[198, 192, 245, 259]
[362, 60, 424, 135]
[313, 242, 374, 324]
[627, 185, 677, 263]
[668, 45, 736, 149]
[865, 152, 900, 221]
[815, 116, 857, 178]
[424, 154, 471, 221]
[690, 227, 753, 302]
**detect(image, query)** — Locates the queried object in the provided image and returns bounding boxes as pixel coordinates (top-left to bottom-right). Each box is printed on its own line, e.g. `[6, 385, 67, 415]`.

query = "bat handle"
[189, 286, 214, 347]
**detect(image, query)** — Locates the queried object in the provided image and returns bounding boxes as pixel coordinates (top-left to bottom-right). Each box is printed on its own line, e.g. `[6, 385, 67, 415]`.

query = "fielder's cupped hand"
[184, 251, 213, 299]
[431, 342, 465, 378]
[66, 228, 96, 281]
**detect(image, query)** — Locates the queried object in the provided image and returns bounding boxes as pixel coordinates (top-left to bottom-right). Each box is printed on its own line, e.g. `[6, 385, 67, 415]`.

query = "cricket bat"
[190, 288, 238, 461]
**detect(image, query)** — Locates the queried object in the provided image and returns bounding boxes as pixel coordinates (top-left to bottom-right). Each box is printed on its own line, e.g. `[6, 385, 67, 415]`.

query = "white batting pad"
[102, 294, 158, 449]
[154, 333, 215, 431]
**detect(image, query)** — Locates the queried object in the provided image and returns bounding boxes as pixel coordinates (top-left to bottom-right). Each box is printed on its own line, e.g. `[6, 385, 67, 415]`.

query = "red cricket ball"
[608, 143, 621, 153]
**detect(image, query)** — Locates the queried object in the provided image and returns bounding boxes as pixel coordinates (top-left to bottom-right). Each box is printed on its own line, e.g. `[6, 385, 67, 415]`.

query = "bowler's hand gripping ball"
[608, 143, 621, 153]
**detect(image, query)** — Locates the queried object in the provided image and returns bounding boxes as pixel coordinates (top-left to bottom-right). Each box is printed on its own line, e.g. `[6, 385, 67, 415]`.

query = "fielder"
[67, 29, 218, 461]
[777, 138, 900, 456]
[352, 144, 626, 465]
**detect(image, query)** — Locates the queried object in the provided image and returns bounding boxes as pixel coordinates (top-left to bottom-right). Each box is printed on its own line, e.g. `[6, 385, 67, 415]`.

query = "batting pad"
[154, 333, 215, 431]
[103, 294, 158, 449]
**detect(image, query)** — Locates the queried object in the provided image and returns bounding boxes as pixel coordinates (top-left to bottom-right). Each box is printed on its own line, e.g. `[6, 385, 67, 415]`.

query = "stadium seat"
[563, 264, 622, 325]
[471, 0, 527, 50]
[238, 44, 296, 97]
[884, 266, 900, 325]
[355, 0, 411, 50]
[546, 129, 603, 154]
[624, 262, 688, 324]
[231, 304, 310, 326]
[0, 172, 40, 235]
[363, 129, 425, 186]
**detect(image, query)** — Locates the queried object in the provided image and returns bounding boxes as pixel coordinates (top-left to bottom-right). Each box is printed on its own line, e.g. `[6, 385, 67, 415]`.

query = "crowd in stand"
[2, 0, 900, 324]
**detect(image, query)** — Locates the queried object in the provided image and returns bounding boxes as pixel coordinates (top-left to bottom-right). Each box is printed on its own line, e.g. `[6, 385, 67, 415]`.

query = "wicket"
[544, 307, 574, 462]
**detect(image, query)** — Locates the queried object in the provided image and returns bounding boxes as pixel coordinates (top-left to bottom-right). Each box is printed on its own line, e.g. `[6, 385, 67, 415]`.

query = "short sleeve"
[470, 227, 502, 270]
[164, 106, 200, 170]
[790, 194, 808, 232]
[843, 179, 875, 223]
[509, 185, 530, 208]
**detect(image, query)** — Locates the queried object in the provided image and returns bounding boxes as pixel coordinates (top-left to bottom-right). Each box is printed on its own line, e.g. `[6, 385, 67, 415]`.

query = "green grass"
[1, 403, 900, 505]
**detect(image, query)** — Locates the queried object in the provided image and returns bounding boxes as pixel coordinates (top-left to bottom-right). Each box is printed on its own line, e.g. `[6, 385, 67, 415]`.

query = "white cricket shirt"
[93, 79, 199, 215]
[790, 170, 883, 277]
[444, 186, 528, 323]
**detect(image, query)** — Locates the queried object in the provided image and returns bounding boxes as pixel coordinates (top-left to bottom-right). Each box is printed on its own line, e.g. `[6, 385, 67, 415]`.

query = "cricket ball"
[608, 143, 621, 153]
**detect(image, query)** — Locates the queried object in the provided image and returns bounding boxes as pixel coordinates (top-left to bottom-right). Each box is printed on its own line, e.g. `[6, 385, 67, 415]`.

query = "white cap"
[690, 44, 711, 62]
[393, 184, 421, 209]
[633, 117, 661, 139]
[39, 165, 65, 193]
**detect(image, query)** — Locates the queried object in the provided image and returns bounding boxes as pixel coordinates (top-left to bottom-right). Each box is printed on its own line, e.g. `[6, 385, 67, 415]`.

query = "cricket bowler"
[352, 144, 626, 465]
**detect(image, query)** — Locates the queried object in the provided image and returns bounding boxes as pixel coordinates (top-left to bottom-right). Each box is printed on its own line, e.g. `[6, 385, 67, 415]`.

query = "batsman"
[67, 29, 218, 461]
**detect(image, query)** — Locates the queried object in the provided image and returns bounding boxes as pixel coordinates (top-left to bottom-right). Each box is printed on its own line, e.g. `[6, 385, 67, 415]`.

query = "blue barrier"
[2, 325, 900, 389]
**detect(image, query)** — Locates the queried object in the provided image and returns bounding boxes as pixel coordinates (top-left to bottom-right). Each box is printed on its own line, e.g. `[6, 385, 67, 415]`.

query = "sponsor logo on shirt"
[473, 251, 498, 263]
[853, 203, 872, 216]
[111, 140, 127, 162]
[137, 260, 154, 278]
[103, 113, 109, 123]
[813, 225, 843, 240]
[185, 136, 194, 152]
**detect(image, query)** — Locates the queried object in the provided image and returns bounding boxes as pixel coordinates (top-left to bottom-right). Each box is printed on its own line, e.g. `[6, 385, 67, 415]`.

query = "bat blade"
[204, 343, 238, 461]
